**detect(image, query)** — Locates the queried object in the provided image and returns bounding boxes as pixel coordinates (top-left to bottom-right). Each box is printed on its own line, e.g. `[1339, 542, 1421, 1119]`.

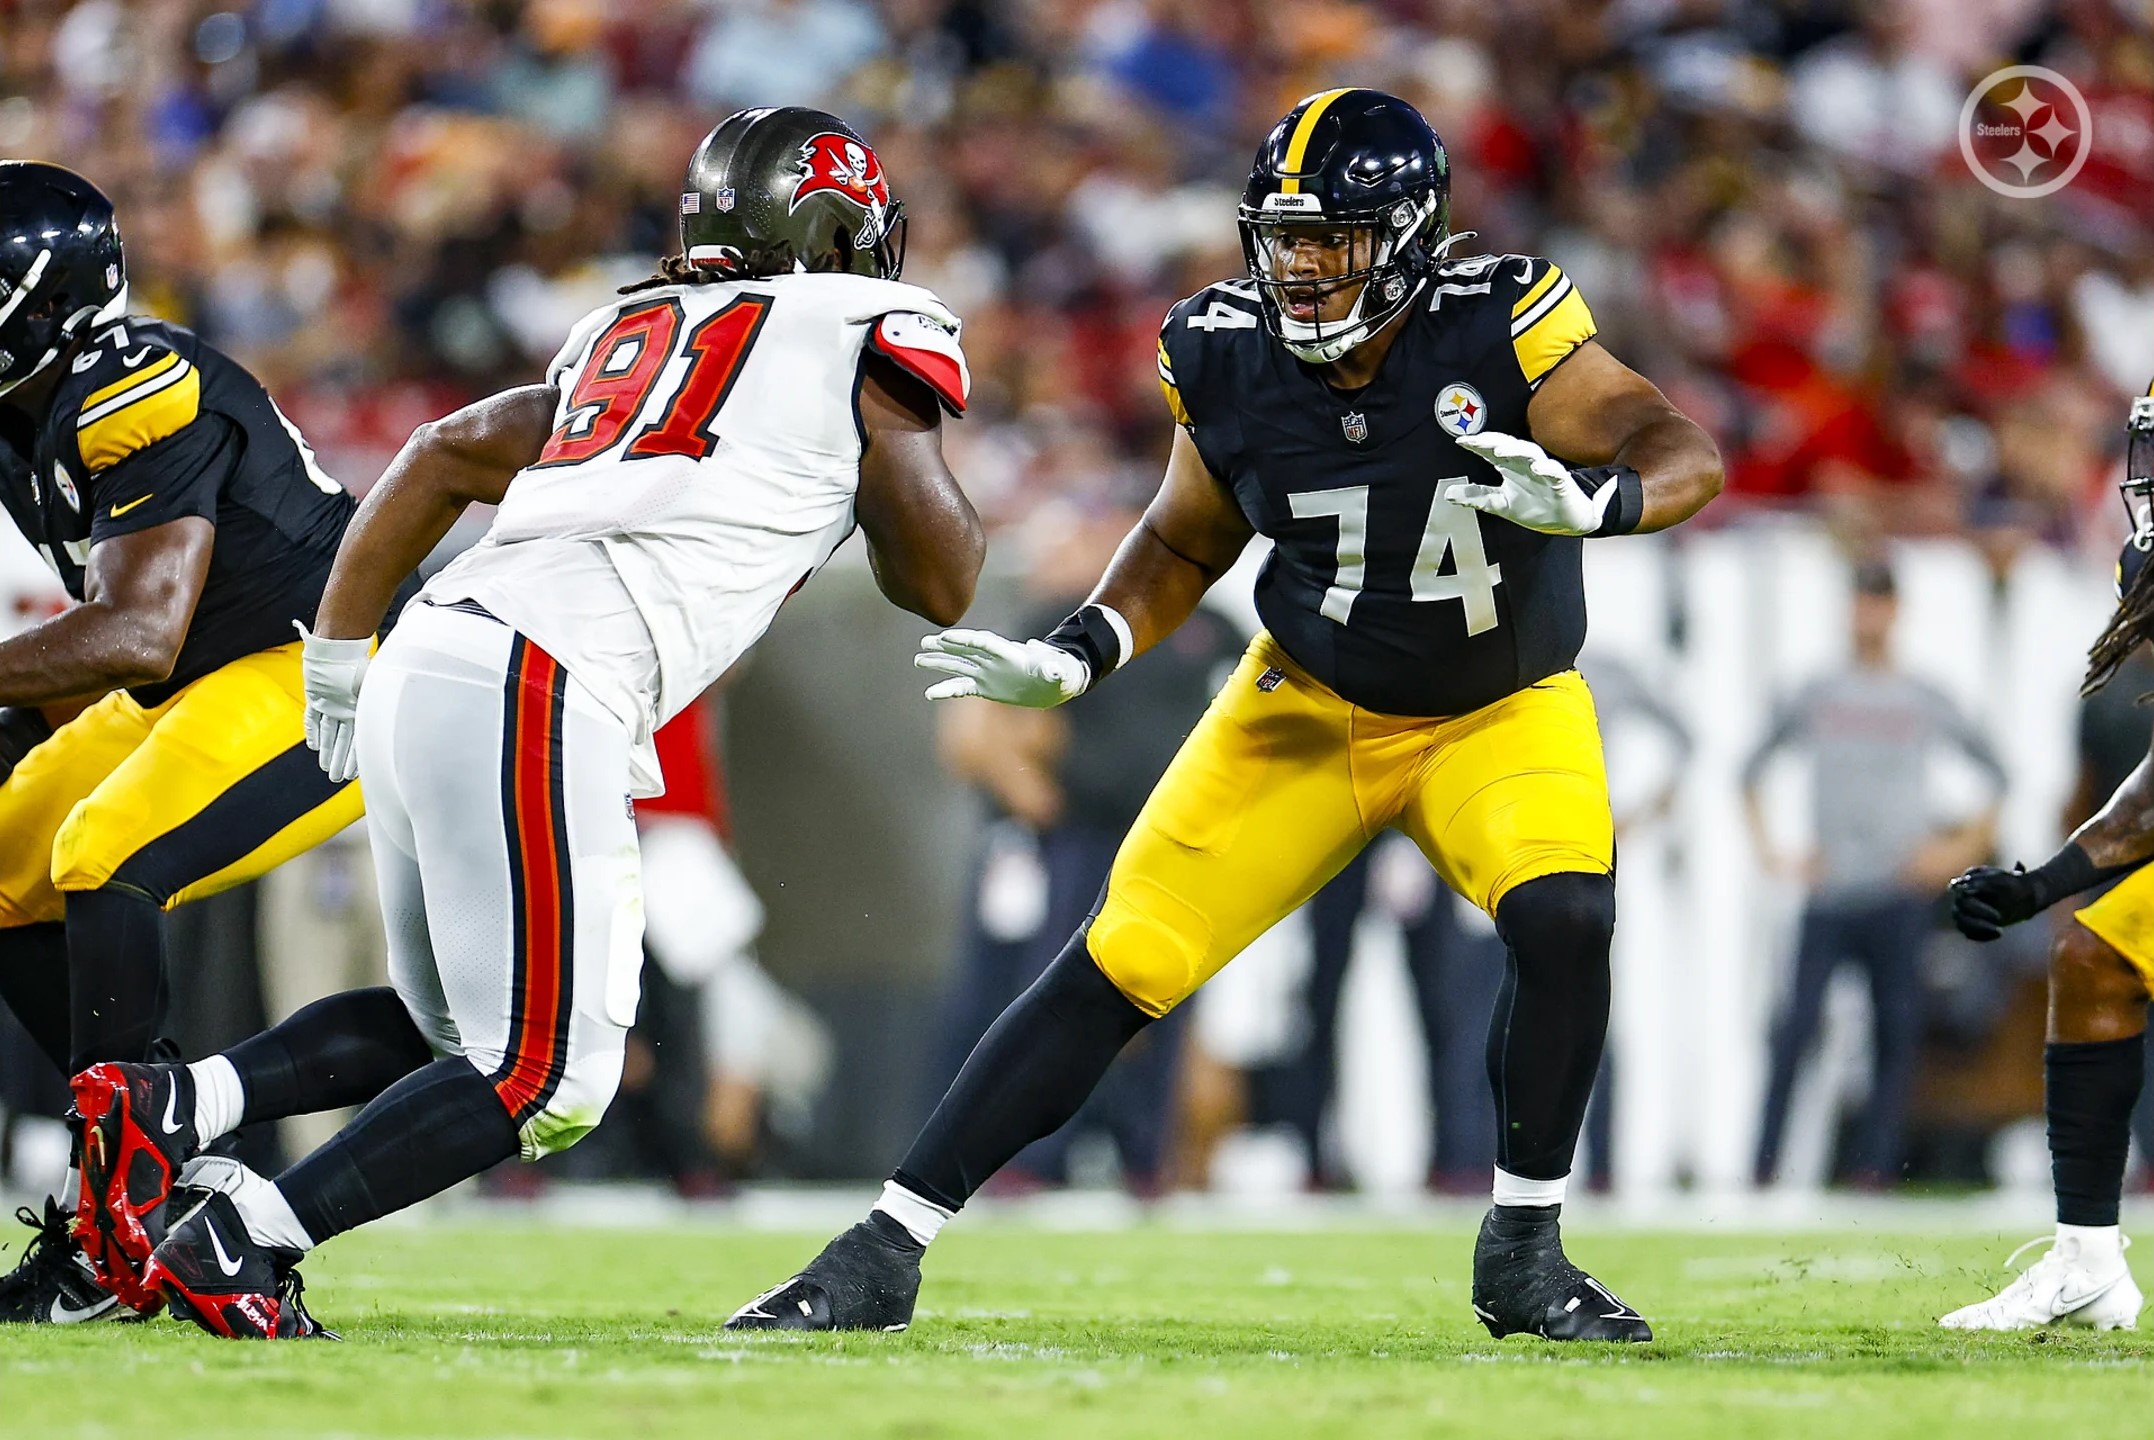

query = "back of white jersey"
[425, 271, 965, 789]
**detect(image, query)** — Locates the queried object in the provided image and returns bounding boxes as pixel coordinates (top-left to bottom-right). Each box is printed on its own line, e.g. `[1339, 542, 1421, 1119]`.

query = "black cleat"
[1471, 1204, 1652, 1343]
[142, 1174, 334, 1340]
[726, 1216, 923, 1332]
[0, 1199, 121, 1325]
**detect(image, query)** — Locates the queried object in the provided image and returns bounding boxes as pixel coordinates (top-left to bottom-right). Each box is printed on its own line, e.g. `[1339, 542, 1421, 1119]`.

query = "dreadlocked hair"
[2084, 553, 2154, 697]
[620, 254, 726, 295]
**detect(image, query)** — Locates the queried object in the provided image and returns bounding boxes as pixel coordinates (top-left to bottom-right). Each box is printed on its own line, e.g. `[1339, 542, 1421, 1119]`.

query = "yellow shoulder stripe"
[1158, 337, 1191, 425]
[1511, 263, 1561, 319]
[1278, 89, 1353, 196]
[77, 357, 200, 470]
[1512, 280, 1597, 385]
[80, 350, 182, 414]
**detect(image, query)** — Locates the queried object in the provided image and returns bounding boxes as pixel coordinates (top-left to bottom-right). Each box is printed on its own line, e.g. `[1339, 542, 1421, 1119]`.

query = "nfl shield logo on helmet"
[1341, 411, 1369, 444]
[1436, 383, 1487, 437]
[714, 187, 736, 213]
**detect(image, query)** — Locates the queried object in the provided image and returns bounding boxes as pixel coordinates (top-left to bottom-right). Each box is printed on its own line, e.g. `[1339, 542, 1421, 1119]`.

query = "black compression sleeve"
[2027, 842, 2134, 913]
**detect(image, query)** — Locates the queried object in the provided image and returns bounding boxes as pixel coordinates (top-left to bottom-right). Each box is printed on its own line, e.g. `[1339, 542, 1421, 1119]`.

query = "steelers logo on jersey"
[1436, 382, 1488, 437]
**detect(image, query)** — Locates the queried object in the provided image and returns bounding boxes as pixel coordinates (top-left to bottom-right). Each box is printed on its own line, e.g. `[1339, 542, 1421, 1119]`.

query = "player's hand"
[1949, 865, 2040, 942]
[297, 622, 372, 785]
[1449, 430, 1618, 536]
[914, 629, 1089, 707]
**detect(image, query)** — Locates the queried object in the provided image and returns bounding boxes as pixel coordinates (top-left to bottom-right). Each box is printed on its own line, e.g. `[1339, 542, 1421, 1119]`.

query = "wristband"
[1042, 604, 1132, 691]
[1575, 463, 1645, 537]
[2025, 841, 2133, 912]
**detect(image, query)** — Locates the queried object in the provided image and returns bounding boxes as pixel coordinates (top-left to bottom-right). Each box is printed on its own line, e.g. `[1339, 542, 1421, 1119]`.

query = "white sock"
[185, 1154, 316, 1253]
[1492, 1167, 1568, 1208]
[2058, 1221, 2123, 1265]
[871, 1180, 954, 1248]
[188, 1055, 244, 1142]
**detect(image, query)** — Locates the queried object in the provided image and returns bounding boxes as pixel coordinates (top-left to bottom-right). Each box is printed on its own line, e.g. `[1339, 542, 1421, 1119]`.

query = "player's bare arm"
[0, 517, 212, 705]
[914, 427, 1250, 706]
[1522, 341, 1724, 534]
[853, 353, 983, 626]
[312, 384, 559, 642]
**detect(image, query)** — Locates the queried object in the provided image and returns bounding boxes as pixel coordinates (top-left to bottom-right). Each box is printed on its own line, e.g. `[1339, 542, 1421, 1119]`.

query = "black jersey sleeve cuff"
[1575, 463, 1644, 537]
[1042, 604, 1130, 690]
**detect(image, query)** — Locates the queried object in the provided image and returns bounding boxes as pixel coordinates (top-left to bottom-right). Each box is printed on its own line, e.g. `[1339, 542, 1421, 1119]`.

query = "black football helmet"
[2124, 381, 2154, 559]
[1237, 88, 1453, 363]
[679, 107, 905, 282]
[0, 162, 125, 397]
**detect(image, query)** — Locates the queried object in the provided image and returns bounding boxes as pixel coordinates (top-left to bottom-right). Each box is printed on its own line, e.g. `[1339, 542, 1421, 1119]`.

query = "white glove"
[914, 629, 1089, 706]
[1449, 430, 1618, 536]
[297, 622, 372, 785]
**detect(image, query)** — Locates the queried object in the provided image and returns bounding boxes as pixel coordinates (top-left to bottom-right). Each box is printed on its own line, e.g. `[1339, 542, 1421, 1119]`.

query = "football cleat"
[71, 1060, 201, 1312]
[0, 1199, 121, 1325]
[1939, 1234, 2144, 1332]
[1471, 1204, 1653, 1343]
[726, 1215, 923, 1332]
[143, 1172, 333, 1341]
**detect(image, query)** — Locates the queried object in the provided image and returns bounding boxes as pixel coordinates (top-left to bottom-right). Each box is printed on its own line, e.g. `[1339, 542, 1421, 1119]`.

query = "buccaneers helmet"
[1238, 88, 1453, 364]
[0, 162, 125, 396]
[679, 107, 905, 281]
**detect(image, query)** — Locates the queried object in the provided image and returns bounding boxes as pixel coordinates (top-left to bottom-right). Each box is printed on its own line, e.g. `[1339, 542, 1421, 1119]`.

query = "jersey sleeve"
[73, 346, 203, 472]
[867, 310, 968, 416]
[1157, 328, 1191, 427]
[1504, 257, 1598, 388]
[85, 412, 237, 543]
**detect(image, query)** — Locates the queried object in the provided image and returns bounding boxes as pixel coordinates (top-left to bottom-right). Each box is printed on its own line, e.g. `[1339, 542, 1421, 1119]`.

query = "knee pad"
[1087, 878, 1211, 1017]
[511, 1046, 626, 1161]
[1494, 871, 1617, 974]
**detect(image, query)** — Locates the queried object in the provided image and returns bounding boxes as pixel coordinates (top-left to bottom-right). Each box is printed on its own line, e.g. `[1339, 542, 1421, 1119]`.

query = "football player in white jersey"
[63, 107, 984, 1338]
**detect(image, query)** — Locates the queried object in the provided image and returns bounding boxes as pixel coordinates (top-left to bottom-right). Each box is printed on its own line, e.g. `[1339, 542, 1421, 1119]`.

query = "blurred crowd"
[1, 0, 2151, 557]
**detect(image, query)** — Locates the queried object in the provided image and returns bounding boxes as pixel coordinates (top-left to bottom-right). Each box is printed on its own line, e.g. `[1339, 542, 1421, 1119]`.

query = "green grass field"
[3, 1219, 2151, 1438]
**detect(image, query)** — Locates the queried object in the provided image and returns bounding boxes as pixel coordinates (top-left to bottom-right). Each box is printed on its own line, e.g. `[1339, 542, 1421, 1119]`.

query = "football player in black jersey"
[730, 89, 1722, 1342]
[0, 163, 407, 1324]
[1939, 381, 2154, 1332]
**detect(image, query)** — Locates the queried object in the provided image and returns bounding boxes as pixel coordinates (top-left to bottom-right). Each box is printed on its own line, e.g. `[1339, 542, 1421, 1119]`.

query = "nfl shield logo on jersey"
[1340, 411, 1369, 444]
[1436, 383, 1487, 437]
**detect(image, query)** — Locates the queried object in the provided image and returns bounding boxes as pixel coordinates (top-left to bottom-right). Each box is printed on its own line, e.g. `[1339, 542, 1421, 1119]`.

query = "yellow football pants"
[1087, 632, 1615, 1017]
[2074, 868, 2154, 987]
[0, 642, 362, 927]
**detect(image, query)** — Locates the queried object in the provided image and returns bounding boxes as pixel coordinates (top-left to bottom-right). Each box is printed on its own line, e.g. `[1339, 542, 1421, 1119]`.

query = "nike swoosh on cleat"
[160, 1083, 184, 1136]
[48, 1289, 117, 1324]
[206, 1221, 245, 1278]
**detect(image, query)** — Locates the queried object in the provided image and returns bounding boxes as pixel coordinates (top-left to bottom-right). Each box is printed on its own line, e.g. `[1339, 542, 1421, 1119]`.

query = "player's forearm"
[1087, 518, 1227, 660]
[313, 466, 465, 640]
[1619, 413, 1723, 534]
[0, 602, 181, 703]
[2071, 754, 2154, 870]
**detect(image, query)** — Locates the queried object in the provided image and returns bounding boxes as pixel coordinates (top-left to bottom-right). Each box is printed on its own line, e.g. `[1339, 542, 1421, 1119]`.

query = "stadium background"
[1, 0, 2152, 1206]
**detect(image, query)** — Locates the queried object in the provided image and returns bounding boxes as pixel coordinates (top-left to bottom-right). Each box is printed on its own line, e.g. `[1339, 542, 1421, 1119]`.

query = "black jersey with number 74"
[1158, 253, 1600, 718]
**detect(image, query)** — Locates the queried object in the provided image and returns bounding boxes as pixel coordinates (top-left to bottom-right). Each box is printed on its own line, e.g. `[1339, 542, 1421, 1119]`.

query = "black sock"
[2048, 1035, 2146, 1227]
[65, 887, 167, 1071]
[226, 988, 437, 1126]
[1486, 872, 1615, 1181]
[0, 922, 71, 1073]
[276, 1057, 519, 1244]
[893, 931, 1153, 1210]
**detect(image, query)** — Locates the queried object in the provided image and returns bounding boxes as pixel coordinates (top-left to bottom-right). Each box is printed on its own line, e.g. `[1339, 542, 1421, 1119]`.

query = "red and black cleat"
[70, 1061, 200, 1313]
[142, 1189, 334, 1341]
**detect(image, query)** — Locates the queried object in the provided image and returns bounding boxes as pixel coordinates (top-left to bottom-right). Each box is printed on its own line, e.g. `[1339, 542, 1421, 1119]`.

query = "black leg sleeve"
[277, 1056, 520, 1245]
[893, 930, 1154, 1211]
[0, 922, 72, 1073]
[2049, 1035, 2147, 1227]
[1486, 872, 1616, 1182]
[225, 987, 437, 1126]
[65, 887, 167, 1071]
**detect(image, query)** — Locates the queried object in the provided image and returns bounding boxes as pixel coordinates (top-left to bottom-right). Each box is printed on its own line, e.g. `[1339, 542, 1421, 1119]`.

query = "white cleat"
[1940, 1234, 2145, 1332]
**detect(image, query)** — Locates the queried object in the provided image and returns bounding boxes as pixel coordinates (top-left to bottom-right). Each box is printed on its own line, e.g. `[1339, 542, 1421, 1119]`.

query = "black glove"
[0, 706, 52, 785]
[1949, 842, 2113, 942]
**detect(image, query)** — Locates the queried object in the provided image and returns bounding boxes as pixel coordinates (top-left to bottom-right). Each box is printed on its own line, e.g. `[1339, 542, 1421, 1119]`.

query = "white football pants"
[356, 602, 645, 1159]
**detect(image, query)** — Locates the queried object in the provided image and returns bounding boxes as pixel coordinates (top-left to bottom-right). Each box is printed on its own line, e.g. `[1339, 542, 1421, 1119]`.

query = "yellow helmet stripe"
[1278, 89, 1353, 195]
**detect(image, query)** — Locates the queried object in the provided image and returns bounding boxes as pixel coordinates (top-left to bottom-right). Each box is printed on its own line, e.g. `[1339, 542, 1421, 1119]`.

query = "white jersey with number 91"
[421, 272, 969, 795]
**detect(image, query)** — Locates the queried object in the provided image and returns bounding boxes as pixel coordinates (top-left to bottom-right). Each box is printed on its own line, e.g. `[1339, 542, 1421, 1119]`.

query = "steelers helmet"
[679, 107, 905, 281]
[2122, 380, 2154, 562]
[0, 162, 125, 397]
[1237, 89, 1452, 364]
